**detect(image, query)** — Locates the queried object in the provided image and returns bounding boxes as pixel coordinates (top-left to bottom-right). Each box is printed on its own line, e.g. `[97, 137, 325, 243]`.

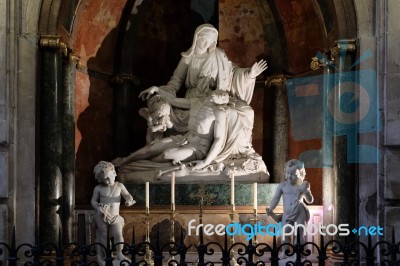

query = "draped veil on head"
[181, 24, 218, 58]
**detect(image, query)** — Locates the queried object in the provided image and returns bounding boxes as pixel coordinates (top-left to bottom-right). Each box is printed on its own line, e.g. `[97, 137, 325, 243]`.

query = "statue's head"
[284, 159, 306, 185]
[210, 90, 229, 105]
[182, 24, 218, 58]
[94, 161, 116, 186]
[156, 103, 170, 117]
[148, 95, 171, 117]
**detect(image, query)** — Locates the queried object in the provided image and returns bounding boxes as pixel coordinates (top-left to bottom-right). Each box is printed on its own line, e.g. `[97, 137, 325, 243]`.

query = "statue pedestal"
[118, 157, 269, 184]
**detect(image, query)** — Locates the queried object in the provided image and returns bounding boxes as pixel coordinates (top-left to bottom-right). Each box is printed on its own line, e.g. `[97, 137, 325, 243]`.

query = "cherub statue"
[139, 95, 173, 144]
[266, 159, 313, 257]
[91, 161, 136, 264]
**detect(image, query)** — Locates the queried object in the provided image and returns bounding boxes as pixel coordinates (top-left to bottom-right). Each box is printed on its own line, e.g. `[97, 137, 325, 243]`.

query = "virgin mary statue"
[113, 24, 269, 183]
[140, 24, 267, 133]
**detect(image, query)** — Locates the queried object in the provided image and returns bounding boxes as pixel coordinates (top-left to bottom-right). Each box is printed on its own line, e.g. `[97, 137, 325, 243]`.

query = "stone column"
[39, 36, 67, 243]
[112, 74, 140, 157]
[266, 76, 289, 183]
[312, 40, 357, 243]
[321, 60, 335, 233]
[331, 40, 357, 242]
[61, 53, 79, 243]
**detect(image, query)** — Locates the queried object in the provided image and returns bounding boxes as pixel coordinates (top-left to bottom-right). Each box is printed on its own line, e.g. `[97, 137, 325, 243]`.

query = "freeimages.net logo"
[285, 49, 380, 167]
[188, 219, 384, 241]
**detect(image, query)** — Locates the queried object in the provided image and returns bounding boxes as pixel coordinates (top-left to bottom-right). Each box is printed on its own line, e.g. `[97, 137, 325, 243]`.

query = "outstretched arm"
[139, 57, 189, 100]
[192, 110, 226, 170]
[120, 183, 135, 206]
[158, 90, 191, 109]
[248, 59, 268, 79]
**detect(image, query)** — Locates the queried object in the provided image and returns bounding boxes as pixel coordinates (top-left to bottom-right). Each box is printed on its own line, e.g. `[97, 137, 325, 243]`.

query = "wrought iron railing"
[0, 224, 399, 265]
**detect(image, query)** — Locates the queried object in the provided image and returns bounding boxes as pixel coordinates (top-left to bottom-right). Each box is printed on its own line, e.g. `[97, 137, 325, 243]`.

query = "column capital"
[265, 75, 287, 87]
[112, 73, 140, 86]
[330, 39, 357, 61]
[39, 35, 68, 56]
[310, 39, 357, 70]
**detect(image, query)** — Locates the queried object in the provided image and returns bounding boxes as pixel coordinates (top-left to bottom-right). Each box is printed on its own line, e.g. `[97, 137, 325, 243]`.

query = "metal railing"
[0, 224, 399, 265]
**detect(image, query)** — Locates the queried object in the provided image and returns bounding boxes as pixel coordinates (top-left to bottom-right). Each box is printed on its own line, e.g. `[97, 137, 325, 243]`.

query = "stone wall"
[0, 0, 41, 243]
[355, 0, 400, 244]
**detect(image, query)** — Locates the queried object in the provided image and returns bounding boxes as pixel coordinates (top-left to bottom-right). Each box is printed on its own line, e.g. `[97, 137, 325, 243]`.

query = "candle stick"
[171, 172, 175, 210]
[253, 182, 257, 210]
[145, 182, 150, 209]
[230, 171, 235, 210]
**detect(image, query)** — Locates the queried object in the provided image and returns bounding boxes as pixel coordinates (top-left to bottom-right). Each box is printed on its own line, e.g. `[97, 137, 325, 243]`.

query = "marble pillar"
[39, 36, 66, 243]
[61, 53, 79, 243]
[321, 62, 335, 235]
[112, 74, 140, 157]
[266, 76, 289, 183]
[331, 40, 357, 241]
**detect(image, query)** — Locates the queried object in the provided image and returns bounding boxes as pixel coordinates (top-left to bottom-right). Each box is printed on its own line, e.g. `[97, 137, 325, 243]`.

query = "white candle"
[171, 172, 175, 209]
[230, 171, 235, 209]
[145, 182, 149, 209]
[253, 182, 257, 210]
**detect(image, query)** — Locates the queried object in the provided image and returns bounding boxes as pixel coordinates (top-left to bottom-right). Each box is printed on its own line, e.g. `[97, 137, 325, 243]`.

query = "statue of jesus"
[113, 90, 230, 170]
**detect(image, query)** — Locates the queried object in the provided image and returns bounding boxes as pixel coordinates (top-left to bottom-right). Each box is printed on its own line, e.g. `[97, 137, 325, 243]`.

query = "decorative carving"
[39, 35, 68, 56]
[266, 159, 314, 259]
[112, 24, 269, 184]
[91, 161, 135, 264]
[67, 53, 81, 69]
[310, 39, 357, 70]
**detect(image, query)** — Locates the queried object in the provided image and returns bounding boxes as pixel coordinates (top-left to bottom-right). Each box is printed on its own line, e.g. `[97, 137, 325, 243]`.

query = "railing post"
[221, 233, 230, 266]
[247, 239, 255, 266]
[104, 226, 114, 266]
[178, 227, 188, 266]
[365, 233, 375, 266]
[270, 233, 279, 266]
[294, 228, 302, 265]
[7, 226, 18, 266]
[317, 234, 327, 266]
[153, 226, 164, 266]
[32, 226, 41, 266]
[390, 227, 398, 264]
[197, 226, 205, 266]
[129, 226, 137, 264]
[55, 229, 64, 266]
[79, 216, 88, 265]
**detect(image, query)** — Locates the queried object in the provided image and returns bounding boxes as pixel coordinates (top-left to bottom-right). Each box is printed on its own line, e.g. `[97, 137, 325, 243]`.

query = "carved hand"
[300, 181, 311, 193]
[125, 199, 136, 206]
[249, 59, 268, 79]
[138, 86, 160, 101]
